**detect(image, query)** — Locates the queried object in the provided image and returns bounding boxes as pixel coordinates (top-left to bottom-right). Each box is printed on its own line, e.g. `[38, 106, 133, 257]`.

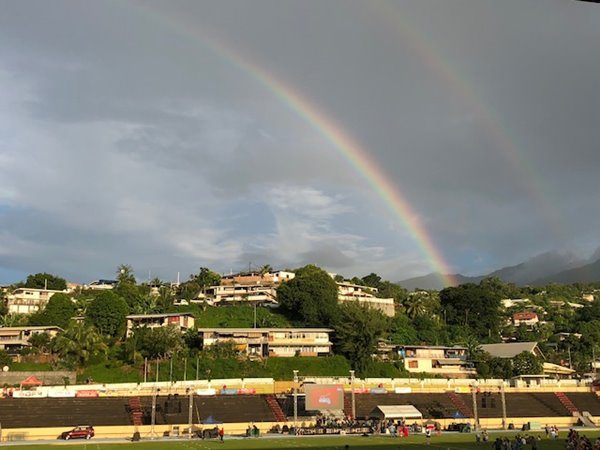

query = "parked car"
[60, 426, 95, 440]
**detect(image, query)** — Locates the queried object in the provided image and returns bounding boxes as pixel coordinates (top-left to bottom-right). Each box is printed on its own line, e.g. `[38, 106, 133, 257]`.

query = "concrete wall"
[0, 422, 290, 442]
[0, 371, 76, 386]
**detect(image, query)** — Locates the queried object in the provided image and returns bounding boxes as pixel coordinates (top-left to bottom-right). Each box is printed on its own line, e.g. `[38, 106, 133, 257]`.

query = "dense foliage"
[24, 273, 67, 291]
[276, 264, 339, 326]
[1, 264, 599, 382]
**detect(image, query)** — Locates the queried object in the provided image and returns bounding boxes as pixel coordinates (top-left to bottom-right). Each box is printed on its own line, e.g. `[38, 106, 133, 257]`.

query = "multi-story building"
[197, 328, 333, 358]
[0, 326, 62, 354]
[6, 288, 68, 315]
[198, 284, 278, 306]
[220, 270, 295, 286]
[512, 311, 540, 327]
[336, 282, 395, 317]
[379, 344, 475, 378]
[126, 313, 195, 337]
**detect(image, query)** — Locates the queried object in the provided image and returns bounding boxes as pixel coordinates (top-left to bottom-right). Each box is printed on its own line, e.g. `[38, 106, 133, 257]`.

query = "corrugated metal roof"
[480, 342, 539, 358]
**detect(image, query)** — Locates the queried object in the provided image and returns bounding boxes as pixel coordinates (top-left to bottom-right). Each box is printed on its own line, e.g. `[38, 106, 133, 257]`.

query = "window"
[408, 360, 419, 369]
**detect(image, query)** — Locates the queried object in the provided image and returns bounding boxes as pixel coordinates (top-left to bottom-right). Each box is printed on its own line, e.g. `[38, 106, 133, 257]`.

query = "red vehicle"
[61, 426, 95, 440]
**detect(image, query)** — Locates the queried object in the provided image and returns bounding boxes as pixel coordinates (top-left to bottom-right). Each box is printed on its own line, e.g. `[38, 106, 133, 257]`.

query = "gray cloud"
[1, 0, 599, 283]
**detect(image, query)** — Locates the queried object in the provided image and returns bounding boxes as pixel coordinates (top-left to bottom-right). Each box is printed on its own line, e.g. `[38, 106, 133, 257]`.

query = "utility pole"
[196, 356, 199, 380]
[350, 370, 356, 420]
[155, 359, 159, 383]
[471, 385, 479, 431]
[169, 357, 173, 383]
[293, 370, 299, 430]
[150, 389, 157, 439]
[253, 303, 257, 329]
[143, 357, 147, 383]
[500, 384, 507, 430]
[188, 389, 194, 439]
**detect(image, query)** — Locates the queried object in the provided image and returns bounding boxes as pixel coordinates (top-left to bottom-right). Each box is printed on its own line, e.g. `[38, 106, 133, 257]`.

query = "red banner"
[75, 390, 99, 397]
[238, 388, 256, 395]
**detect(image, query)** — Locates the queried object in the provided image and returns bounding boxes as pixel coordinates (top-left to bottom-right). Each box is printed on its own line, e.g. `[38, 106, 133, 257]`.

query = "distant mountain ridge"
[398, 249, 599, 290]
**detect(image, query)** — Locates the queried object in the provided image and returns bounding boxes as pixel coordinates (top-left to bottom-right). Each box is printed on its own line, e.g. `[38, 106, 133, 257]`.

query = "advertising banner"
[196, 388, 217, 396]
[369, 387, 387, 394]
[394, 387, 412, 394]
[305, 384, 344, 410]
[48, 390, 76, 398]
[238, 388, 256, 395]
[220, 388, 239, 395]
[12, 390, 46, 398]
[75, 390, 99, 398]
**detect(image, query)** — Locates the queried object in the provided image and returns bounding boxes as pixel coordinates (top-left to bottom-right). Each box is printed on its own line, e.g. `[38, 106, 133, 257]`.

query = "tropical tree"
[52, 323, 107, 368]
[86, 291, 129, 338]
[129, 326, 184, 360]
[0, 313, 28, 327]
[404, 294, 428, 319]
[116, 264, 136, 285]
[28, 333, 51, 354]
[439, 282, 502, 339]
[24, 273, 67, 291]
[276, 264, 339, 327]
[512, 351, 543, 376]
[259, 264, 273, 276]
[334, 303, 389, 375]
[28, 293, 76, 328]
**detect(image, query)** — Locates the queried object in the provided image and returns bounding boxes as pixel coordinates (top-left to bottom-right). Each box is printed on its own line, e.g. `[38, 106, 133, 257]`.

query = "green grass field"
[8, 431, 600, 450]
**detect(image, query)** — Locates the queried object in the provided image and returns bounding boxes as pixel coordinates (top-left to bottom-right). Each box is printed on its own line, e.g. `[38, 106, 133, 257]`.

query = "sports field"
[5, 431, 600, 450]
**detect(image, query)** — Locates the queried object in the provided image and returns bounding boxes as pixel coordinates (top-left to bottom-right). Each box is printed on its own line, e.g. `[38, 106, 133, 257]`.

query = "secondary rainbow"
[368, 1, 565, 240]
[126, 1, 457, 285]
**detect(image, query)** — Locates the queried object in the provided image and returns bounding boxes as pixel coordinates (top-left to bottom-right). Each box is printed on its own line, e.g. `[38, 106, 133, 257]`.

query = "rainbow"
[368, 1, 565, 240]
[124, 2, 457, 286]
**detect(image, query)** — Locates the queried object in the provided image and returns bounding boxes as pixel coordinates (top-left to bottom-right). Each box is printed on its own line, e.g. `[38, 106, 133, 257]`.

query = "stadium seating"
[564, 393, 600, 416]
[138, 395, 277, 425]
[504, 393, 571, 417]
[2, 392, 600, 428]
[0, 398, 131, 428]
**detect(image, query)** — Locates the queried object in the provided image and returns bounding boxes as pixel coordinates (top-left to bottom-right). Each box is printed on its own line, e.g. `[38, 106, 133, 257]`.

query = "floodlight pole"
[471, 384, 479, 431]
[349, 370, 356, 420]
[188, 389, 194, 439]
[293, 370, 299, 430]
[500, 383, 507, 430]
[151, 389, 158, 439]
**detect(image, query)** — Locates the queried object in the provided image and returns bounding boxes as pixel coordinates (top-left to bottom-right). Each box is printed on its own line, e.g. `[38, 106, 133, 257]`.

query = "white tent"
[369, 405, 423, 420]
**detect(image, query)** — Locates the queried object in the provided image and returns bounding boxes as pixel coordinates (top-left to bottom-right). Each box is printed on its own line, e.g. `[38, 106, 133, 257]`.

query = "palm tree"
[404, 295, 427, 319]
[52, 322, 107, 368]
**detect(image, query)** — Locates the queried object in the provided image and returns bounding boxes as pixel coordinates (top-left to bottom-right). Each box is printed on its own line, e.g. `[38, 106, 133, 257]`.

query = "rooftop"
[197, 327, 333, 333]
[126, 313, 195, 319]
[480, 341, 539, 358]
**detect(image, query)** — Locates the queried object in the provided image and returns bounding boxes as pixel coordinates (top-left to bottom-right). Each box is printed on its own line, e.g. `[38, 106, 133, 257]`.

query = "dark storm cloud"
[0, 0, 599, 283]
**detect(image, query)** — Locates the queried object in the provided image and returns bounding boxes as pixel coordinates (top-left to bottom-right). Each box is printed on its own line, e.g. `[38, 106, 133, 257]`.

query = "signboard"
[220, 388, 239, 395]
[48, 390, 76, 398]
[305, 384, 344, 411]
[75, 390, 99, 398]
[394, 387, 412, 394]
[12, 390, 45, 398]
[196, 388, 217, 396]
[370, 387, 387, 394]
[238, 388, 256, 395]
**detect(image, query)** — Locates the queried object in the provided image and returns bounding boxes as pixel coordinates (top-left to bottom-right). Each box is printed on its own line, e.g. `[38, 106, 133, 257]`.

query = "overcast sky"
[1, 0, 599, 284]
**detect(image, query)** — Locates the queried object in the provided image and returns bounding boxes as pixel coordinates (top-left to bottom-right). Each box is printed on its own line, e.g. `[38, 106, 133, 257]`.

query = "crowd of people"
[491, 434, 540, 450]
[566, 429, 600, 450]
